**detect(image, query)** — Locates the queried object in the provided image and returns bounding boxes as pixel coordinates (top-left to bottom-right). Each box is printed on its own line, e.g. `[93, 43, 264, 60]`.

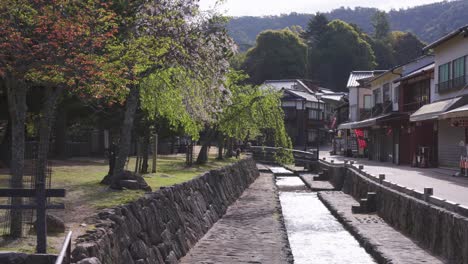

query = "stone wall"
[72, 158, 259, 264]
[320, 161, 468, 264]
[0, 252, 56, 264]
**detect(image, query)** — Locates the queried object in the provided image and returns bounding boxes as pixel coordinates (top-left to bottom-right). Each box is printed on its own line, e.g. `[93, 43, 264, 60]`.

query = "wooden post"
[36, 180, 47, 253]
[379, 174, 386, 183]
[152, 134, 158, 173]
[424, 188, 433, 202]
[0, 188, 65, 254]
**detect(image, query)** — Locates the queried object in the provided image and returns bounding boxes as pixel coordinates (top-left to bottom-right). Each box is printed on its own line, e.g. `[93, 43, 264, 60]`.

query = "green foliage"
[243, 29, 307, 84]
[371, 40, 396, 69]
[302, 12, 329, 44]
[139, 67, 203, 139]
[218, 71, 293, 163]
[371, 11, 391, 40]
[308, 20, 376, 90]
[227, 1, 468, 50]
[391, 32, 426, 66]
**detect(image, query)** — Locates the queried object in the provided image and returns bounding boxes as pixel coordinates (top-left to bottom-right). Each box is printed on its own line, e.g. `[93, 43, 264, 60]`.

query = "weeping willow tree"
[101, 0, 233, 188]
[217, 70, 293, 164]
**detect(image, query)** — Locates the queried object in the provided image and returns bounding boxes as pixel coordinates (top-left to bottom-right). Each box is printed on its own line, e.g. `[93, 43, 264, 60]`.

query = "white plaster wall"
[358, 88, 372, 109]
[433, 35, 468, 102]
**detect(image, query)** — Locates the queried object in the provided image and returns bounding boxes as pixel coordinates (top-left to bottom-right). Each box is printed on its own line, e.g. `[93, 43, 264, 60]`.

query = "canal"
[276, 176, 376, 264]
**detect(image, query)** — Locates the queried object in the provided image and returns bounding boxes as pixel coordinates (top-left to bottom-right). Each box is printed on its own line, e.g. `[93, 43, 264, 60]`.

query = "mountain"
[228, 0, 468, 51]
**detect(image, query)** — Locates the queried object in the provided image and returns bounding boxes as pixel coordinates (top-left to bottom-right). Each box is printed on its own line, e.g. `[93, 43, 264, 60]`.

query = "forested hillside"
[228, 0, 468, 50]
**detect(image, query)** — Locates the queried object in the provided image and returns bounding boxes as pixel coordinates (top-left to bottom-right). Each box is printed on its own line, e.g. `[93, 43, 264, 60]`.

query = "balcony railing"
[437, 75, 468, 94]
[359, 108, 372, 120]
[403, 99, 429, 113]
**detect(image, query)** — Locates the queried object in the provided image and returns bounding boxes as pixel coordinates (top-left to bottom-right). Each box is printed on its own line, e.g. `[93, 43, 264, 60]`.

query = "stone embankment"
[72, 158, 259, 264]
[320, 160, 468, 264]
[318, 191, 444, 263]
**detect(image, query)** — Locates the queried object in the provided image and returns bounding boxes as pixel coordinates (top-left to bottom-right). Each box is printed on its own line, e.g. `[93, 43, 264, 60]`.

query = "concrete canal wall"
[320, 161, 468, 264]
[72, 159, 259, 264]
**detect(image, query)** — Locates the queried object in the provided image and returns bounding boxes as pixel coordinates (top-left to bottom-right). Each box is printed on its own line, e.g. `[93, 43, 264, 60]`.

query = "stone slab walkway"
[180, 172, 292, 264]
[318, 191, 445, 264]
[318, 146, 468, 206]
[299, 174, 335, 191]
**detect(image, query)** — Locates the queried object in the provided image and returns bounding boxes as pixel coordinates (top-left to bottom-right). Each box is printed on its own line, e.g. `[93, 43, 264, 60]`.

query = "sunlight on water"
[277, 177, 376, 264]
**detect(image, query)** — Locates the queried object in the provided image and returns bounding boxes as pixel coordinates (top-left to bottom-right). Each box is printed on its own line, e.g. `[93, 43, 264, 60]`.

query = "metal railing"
[437, 75, 468, 93]
[250, 146, 318, 165]
[55, 231, 73, 264]
[402, 99, 429, 113]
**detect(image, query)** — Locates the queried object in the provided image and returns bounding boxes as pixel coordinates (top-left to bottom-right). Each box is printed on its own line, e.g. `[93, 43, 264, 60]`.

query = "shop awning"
[338, 113, 408, 130]
[410, 97, 462, 122]
[352, 116, 379, 128]
[337, 122, 355, 130]
[439, 104, 468, 119]
[351, 113, 397, 129]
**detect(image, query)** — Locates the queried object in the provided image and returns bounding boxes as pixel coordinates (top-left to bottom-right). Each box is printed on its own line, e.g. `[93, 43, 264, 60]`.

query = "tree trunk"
[196, 129, 217, 165]
[151, 133, 158, 173]
[54, 105, 67, 159]
[134, 139, 140, 174]
[36, 87, 62, 182]
[110, 85, 139, 189]
[5, 77, 28, 238]
[141, 130, 150, 174]
[35, 86, 62, 252]
[186, 139, 193, 166]
[0, 116, 12, 168]
[217, 135, 224, 160]
[226, 137, 234, 158]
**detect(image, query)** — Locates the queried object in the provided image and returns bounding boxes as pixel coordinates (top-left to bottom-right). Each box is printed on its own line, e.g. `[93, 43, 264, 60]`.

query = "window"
[453, 57, 465, 79]
[453, 56, 466, 88]
[383, 83, 391, 102]
[364, 95, 372, 109]
[439, 62, 451, 83]
[373, 88, 381, 105]
[309, 109, 321, 120]
[308, 130, 317, 142]
[394, 85, 399, 103]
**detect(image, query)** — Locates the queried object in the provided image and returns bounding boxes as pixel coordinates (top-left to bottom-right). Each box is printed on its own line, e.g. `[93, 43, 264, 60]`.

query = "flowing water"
[276, 176, 376, 264]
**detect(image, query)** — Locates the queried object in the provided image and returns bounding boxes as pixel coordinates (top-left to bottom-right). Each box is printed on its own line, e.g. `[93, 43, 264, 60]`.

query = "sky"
[198, 0, 444, 16]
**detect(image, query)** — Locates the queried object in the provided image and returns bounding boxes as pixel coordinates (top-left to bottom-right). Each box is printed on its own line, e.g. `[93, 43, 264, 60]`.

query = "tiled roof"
[424, 25, 468, 51]
[262, 79, 312, 93]
[395, 63, 435, 83]
[346, 71, 386, 89]
[286, 90, 322, 102]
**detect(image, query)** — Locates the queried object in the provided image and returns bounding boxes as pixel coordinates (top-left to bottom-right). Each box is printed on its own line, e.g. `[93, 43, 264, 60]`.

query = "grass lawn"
[0, 153, 240, 253]
[52, 154, 240, 210]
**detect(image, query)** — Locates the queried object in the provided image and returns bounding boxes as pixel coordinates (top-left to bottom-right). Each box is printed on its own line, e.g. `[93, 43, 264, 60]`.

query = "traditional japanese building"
[337, 71, 386, 157]
[261, 80, 346, 151]
[410, 25, 468, 168]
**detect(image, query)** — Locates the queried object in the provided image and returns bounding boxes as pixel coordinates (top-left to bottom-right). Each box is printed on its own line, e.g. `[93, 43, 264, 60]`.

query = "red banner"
[354, 129, 367, 149]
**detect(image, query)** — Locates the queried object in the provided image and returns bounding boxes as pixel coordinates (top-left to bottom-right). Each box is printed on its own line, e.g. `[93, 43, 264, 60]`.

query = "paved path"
[319, 191, 445, 264]
[180, 172, 291, 264]
[320, 149, 468, 206]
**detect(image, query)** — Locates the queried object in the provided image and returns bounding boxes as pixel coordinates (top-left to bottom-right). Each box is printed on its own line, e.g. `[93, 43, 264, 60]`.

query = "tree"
[391, 31, 426, 65]
[302, 13, 329, 45]
[102, 1, 233, 188]
[371, 40, 396, 69]
[372, 11, 391, 40]
[243, 29, 307, 84]
[217, 71, 293, 163]
[0, 0, 119, 238]
[311, 20, 376, 91]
